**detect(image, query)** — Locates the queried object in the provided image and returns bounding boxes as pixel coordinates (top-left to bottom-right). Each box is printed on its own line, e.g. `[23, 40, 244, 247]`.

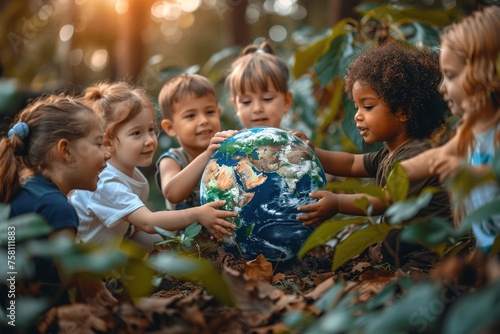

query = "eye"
[131, 131, 141, 136]
[263, 97, 274, 102]
[206, 109, 217, 116]
[183, 113, 195, 119]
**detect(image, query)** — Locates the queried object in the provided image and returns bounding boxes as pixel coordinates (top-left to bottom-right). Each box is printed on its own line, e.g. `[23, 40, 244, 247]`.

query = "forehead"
[439, 44, 466, 71]
[352, 81, 379, 99]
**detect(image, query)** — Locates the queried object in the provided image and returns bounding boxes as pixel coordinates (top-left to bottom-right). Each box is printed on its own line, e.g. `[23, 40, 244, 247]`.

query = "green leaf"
[332, 223, 393, 271]
[460, 199, 500, 233]
[401, 217, 458, 247]
[385, 190, 433, 224]
[386, 161, 409, 202]
[154, 225, 177, 239]
[354, 196, 372, 215]
[368, 282, 440, 334]
[327, 178, 386, 202]
[0, 213, 52, 245]
[293, 18, 359, 79]
[443, 281, 500, 334]
[149, 252, 235, 307]
[448, 168, 496, 202]
[297, 217, 367, 261]
[360, 5, 458, 27]
[184, 222, 202, 238]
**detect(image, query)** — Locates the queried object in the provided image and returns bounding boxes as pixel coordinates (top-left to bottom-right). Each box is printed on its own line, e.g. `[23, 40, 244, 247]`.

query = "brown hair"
[0, 95, 99, 202]
[158, 73, 216, 120]
[442, 6, 500, 156]
[226, 41, 290, 98]
[82, 81, 156, 146]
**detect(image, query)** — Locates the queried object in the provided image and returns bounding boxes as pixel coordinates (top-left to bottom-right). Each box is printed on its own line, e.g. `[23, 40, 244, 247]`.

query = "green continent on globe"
[200, 127, 326, 262]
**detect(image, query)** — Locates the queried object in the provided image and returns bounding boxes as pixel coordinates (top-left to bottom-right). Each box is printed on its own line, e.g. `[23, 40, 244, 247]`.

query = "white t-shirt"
[69, 163, 161, 250]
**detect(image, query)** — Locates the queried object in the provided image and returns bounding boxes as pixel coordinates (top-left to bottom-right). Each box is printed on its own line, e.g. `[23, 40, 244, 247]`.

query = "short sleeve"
[86, 178, 145, 228]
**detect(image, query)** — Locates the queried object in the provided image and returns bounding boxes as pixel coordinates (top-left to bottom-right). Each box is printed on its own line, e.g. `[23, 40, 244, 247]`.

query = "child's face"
[69, 117, 108, 191]
[439, 44, 467, 116]
[352, 81, 407, 148]
[107, 108, 158, 176]
[161, 94, 221, 155]
[232, 79, 292, 129]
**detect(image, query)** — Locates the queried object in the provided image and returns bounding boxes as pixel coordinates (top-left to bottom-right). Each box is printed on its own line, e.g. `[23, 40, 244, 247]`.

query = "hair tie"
[255, 49, 266, 54]
[8, 122, 30, 140]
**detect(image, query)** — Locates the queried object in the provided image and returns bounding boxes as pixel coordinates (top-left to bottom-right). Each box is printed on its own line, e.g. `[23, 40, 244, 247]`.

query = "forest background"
[2, 1, 500, 333]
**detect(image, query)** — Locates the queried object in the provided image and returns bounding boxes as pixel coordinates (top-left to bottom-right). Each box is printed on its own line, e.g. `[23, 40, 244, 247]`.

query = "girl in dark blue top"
[0, 95, 114, 317]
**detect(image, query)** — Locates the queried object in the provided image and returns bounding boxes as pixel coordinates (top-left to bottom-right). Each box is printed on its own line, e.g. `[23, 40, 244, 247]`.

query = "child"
[226, 41, 293, 129]
[295, 41, 452, 271]
[0, 95, 114, 308]
[156, 73, 237, 210]
[68, 82, 236, 250]
[157, 40, 293, 210]
[402, 5, 500, 254]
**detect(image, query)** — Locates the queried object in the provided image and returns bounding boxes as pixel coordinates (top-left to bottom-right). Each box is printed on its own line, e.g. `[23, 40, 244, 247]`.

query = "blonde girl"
[68, 82, 236, 249]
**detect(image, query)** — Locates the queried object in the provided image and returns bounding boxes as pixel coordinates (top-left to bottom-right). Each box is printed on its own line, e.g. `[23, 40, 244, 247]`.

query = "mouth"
[197, 129, 213, 136]
[357, 126, 368, 136]
[252, 118, 268, 124]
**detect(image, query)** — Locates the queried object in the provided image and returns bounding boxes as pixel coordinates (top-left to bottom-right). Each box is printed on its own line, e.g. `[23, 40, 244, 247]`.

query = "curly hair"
[344, 41, 449, 140]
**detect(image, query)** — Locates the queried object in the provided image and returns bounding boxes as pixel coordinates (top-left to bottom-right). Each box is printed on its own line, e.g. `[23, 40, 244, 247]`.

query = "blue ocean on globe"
[200, 127, 327, 262]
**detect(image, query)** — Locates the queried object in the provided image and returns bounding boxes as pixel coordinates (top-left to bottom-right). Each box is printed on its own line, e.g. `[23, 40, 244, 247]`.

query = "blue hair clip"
[8, 122, 30, 140]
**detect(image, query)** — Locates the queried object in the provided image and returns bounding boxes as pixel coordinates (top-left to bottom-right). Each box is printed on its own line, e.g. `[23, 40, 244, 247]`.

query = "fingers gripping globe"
[200, 127, 327, 262]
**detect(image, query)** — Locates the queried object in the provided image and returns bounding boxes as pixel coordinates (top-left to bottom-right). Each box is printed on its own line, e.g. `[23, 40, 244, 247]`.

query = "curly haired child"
[295, 41, 452, 271]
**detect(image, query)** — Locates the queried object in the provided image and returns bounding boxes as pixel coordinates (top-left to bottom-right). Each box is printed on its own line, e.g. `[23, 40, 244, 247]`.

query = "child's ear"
[396, 109, 408, 122]
[161, 119, 177, 137]
[56, 139, 72, 162]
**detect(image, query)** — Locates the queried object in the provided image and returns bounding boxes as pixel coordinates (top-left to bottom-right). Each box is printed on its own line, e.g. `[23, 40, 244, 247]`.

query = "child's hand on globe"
[297, 190, 338, 226]
[207, 130, 238, 155]
[197, 200, 237, 242]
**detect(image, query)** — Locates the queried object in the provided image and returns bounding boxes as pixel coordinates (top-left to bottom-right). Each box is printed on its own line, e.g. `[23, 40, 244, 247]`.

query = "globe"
[200, 127, 327, 262]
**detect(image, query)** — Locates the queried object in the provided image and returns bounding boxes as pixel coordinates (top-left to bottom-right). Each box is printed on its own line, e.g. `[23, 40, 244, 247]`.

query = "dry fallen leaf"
[245, 254, 274, 282]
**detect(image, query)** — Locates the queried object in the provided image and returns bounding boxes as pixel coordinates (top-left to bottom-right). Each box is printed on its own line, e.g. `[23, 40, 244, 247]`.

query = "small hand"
[297, 190, 338, 226]
[289, 130, 315, 151]
[199, 200, 237, 242]
[429, 155, 464, 182]
[207, 130, 238, 155]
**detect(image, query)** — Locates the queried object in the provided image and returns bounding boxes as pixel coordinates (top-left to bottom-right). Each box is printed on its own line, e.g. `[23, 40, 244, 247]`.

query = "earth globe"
[200, 127, 327, 262]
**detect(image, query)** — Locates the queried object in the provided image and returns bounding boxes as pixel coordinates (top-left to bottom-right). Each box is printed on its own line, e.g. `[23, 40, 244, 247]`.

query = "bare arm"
[161, 130, 238, 204]
[315, 148, 369, 177]
[297, 191, 388, 226]
[290, 130, 368, 177]
[401, 134, 459, 180]
[126, 200, 237, 241]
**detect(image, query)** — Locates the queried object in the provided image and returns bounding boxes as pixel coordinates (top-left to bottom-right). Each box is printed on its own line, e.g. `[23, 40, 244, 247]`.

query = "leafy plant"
[153, 222, 203, 251]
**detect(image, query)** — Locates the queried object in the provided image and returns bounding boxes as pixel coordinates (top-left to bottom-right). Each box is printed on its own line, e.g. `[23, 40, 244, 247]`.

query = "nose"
[438, 79, 446, 95]
[198, 113, 209, 125]
[253, 101, 264, 113]
[145, 132, 158, 146]
[354, 109, 363, 121]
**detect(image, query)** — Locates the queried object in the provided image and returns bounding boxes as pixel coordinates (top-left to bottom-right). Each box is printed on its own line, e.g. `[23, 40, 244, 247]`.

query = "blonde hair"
[158, 73, 216, 120]
[226, 41, 289, 98]
[82, 81, 156, 146]
[442, 6, 500, 156]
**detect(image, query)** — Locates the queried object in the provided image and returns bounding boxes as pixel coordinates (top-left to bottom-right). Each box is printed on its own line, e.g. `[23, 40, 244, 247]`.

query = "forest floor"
[39, 238, 500, 334]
